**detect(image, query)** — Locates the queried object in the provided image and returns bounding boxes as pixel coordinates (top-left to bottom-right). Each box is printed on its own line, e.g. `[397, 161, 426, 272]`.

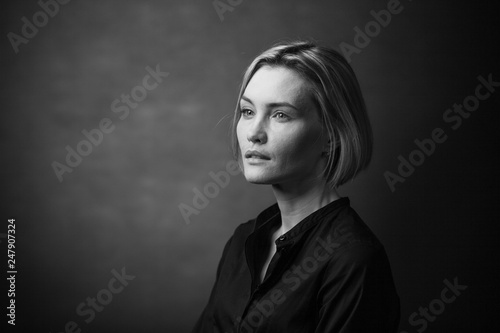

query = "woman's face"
[236, 66, 327, 187]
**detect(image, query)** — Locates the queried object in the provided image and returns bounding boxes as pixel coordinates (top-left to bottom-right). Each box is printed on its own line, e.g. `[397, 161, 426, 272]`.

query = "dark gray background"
[1, 0, 498, 332]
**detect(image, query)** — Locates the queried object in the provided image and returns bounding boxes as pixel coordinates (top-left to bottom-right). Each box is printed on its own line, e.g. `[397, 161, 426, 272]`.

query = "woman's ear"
[323, 136, 342, 157]
[322, 139, 332, 157]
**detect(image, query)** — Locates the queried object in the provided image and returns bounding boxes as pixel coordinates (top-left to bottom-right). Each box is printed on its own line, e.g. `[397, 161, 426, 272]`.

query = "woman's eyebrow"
[240, 95, 255, 105]
[240, 95, 299, 111]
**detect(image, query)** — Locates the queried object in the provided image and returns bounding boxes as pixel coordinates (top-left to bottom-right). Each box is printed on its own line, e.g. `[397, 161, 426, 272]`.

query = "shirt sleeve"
[315, 242, 400, 333]
[191, 235, 234, 333]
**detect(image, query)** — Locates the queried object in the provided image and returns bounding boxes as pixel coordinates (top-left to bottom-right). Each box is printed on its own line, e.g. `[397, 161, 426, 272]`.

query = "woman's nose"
[247, 119, 267, 144]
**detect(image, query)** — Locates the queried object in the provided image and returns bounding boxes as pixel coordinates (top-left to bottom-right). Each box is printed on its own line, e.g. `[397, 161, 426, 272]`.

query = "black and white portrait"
[1, 0, 498, 332]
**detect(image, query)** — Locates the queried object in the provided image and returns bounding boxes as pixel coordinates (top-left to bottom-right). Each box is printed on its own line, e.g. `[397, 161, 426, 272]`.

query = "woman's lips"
[244, 150, 271, 160]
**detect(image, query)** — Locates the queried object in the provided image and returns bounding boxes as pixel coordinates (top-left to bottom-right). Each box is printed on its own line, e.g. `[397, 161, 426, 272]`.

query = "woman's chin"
[245, 177, 272, 185]
[243, 172, 275, 185]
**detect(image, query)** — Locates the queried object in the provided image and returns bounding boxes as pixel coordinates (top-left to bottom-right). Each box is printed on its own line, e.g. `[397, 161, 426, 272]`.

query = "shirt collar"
[252, 197, 350, 248]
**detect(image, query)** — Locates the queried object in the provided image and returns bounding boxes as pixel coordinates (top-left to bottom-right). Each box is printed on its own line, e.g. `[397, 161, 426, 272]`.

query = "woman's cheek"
[293, 128, 320, 154]
[236, 122, 247, 151]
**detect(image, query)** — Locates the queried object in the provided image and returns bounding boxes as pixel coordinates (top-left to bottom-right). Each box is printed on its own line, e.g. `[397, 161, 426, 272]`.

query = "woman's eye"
[240, 108, 253, 117]
[273, 112, 290, 120]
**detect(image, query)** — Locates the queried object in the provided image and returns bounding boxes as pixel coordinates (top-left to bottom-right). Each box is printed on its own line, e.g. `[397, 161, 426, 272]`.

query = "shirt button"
[278, 236, 285, 241]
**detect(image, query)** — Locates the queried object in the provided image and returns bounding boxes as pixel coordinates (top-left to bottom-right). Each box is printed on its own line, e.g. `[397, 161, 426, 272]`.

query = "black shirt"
[192, 197, 400, 332]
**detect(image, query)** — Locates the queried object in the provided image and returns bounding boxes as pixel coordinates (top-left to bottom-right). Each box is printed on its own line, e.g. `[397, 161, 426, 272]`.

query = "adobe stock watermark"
[51, 64, 169, 182]
[339, 0, 408, 63]
[49, 267, 135, 333]
[179, 160, 241, 224]
[400, 276, 467, 333]
[235, 235, 341, 332]
[212, 0, 243, 22]
[7, 0, 72, 54]
[384, 73, 499, 192]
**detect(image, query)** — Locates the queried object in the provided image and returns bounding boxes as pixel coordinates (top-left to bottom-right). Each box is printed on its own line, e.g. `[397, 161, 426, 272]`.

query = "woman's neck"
[271, 178, 341, 235]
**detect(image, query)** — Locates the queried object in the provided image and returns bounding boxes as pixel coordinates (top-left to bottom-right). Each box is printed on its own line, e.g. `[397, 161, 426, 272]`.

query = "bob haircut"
[231, 40, 373, 188]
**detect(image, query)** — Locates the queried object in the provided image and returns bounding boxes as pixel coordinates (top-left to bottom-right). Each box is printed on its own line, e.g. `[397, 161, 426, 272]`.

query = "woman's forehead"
[243, 66, 314, 109]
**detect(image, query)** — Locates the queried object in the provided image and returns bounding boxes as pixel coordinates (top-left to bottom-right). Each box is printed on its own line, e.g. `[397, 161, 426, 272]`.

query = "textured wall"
[1, 0, 498, 332]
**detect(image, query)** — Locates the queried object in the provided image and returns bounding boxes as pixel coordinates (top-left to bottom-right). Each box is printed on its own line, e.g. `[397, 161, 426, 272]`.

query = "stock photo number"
[6, 218, 17, 326]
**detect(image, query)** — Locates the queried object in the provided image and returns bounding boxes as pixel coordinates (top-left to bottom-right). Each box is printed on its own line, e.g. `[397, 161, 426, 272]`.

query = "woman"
[192, 41, 400, 332]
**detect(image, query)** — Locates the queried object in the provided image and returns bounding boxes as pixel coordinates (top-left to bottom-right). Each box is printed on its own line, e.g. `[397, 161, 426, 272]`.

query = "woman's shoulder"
[232, 218, 257, 239]
[314, 204, 389, 265]
[327, 204, 382, 246]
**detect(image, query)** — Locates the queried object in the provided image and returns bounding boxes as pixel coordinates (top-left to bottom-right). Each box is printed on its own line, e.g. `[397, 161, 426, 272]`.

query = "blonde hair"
[231, 40, 373, 188]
